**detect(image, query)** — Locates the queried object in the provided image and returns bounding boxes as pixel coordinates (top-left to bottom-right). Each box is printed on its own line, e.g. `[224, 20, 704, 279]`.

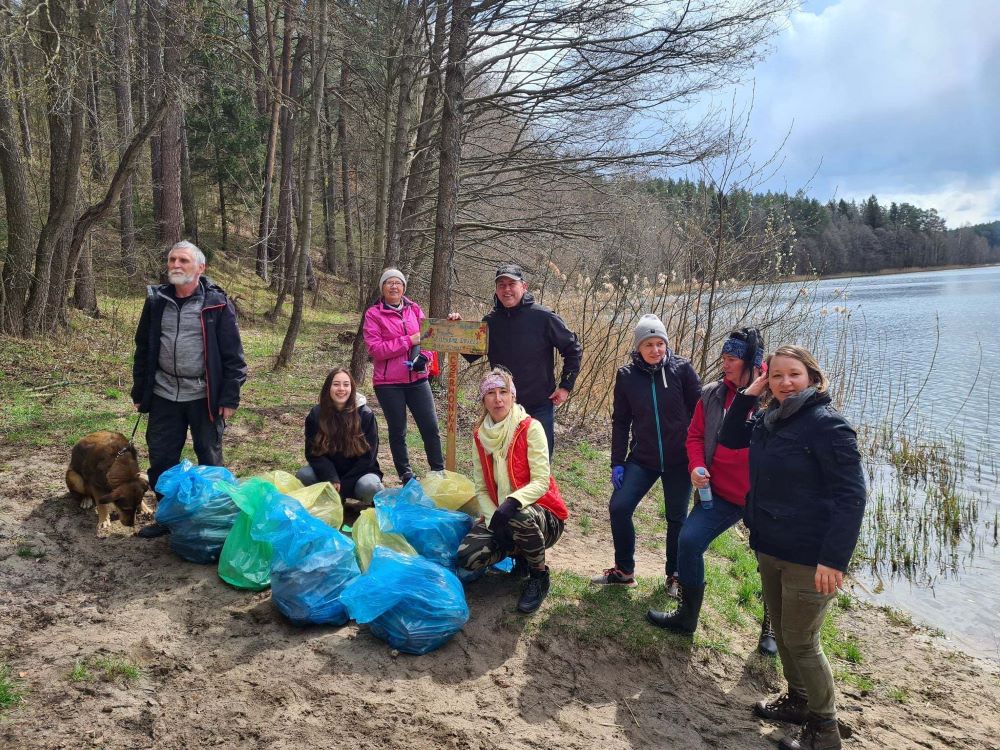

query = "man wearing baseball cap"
[451, 263, 582, 453]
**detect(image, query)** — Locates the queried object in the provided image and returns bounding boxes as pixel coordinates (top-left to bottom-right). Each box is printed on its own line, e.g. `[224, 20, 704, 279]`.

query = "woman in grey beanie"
[362, 268, 445, 483]
[591, 313, 702, 596]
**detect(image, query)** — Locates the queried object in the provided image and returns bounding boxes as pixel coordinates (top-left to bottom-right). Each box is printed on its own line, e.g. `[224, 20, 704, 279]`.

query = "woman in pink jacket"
[362, 268, 444, 482]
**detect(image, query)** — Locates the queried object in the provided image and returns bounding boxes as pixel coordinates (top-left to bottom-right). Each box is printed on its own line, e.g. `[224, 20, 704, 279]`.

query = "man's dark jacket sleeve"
[131, 298, 153, 408]
[216, 298, 247, 410]
[549, 312, 582, 391]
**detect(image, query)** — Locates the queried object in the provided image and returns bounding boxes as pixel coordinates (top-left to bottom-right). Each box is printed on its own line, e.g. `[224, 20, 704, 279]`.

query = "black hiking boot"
[646, 584, 705, 635]
[758, 602, 778, 656]
[778, 713, 842, 750]
[517, 567, 551, 614]
[753, 691, 809, 724]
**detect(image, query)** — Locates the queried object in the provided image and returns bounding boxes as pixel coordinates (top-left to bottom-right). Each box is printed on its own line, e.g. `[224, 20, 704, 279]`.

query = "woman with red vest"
[456, 368, 569, 614]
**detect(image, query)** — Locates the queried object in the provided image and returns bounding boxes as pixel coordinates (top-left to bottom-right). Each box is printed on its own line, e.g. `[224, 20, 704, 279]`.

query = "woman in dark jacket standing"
[591, 314, 702, 594]
[717, 345, 866, 750]
[298, 368, 384, 504]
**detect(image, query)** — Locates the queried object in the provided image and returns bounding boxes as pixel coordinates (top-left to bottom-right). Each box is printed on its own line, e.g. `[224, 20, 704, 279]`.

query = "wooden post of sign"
[419, 318, 489, 473]
[446, 351, 458, 470]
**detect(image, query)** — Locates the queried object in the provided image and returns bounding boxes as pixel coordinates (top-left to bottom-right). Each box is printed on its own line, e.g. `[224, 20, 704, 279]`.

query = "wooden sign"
[419, 319, 488, 355]
[419, 318, 489, 470]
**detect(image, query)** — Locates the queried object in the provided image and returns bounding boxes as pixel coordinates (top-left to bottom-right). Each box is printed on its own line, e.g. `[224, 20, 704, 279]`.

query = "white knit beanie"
[378, 268, 406, 290]
[633, 314, 669, 350]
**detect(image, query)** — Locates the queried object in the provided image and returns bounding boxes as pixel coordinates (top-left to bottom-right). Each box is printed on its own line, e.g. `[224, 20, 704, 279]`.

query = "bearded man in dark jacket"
[131, 241, 247, 537]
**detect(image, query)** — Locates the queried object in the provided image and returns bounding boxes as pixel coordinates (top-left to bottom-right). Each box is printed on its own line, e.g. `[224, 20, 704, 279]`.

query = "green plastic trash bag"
[216, 478, 283, 590]
[421, 470, 476, 511]
[352, 507, 417, 572]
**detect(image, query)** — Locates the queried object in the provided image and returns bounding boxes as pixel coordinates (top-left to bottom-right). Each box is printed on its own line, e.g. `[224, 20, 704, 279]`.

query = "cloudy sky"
[703, 0, 1000, 226]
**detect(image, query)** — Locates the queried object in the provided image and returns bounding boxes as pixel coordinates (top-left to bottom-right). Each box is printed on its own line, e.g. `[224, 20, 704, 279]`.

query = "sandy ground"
[2, 447, 999, 750]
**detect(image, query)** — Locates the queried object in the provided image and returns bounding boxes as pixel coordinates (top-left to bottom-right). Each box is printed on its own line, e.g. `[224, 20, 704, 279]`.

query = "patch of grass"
[887, 685, 909, 703]
[834, 668, 875, 693]
[16, 545, 45, 559]
[92, 655, 141, 683]
[531, 571, 704, 658]
[0, 664, 24, 712]
[579, 515, 593, 535]
[68, 661, 94, 683]
[881, 606, 913, 628]
[836, 592, 853, 610]
[576, 441, 601, 461]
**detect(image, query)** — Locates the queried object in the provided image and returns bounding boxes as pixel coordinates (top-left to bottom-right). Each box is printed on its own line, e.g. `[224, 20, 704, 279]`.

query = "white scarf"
[477, 403, 529, 460]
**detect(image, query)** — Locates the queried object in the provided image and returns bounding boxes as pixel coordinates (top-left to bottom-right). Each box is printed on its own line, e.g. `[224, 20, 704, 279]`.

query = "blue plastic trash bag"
[340, 547, 469, 654]
[154, 460, 239, 564]
[250, 493, 360, 626]
[374, 479, 474, 569]
[456, 555, 514, 584]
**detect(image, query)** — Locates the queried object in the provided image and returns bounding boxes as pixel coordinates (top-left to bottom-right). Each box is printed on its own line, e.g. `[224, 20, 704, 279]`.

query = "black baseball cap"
[495, 264, 525, 282]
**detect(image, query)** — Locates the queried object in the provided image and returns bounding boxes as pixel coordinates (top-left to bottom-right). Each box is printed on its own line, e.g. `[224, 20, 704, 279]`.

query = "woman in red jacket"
[456, 368, 568, 615]
[647, 329, 776, 656]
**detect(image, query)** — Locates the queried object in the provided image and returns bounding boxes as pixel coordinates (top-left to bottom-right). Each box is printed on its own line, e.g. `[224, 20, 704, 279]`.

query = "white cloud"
[740, 0, 1000, 224]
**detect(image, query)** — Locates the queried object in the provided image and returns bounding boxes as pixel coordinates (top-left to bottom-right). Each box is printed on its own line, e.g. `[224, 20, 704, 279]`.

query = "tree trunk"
[0, 36, 35, 334]
[147, 0, 164, 232]
[181, 110, 199, 243]
[113, 0, 138, 279]
[23, 0, 91, 336]
[157, 0, 184, 245]
[372, 62, 395, 268]
[337, 61, 360, 303]
[399, 0, 447, 265]
[247, 0, 268, 117]
[320, 94, 338, 274]
[256, 0, 289, 281]
[73, 234, 99, 315]
[276, 0, 326, 368]
[384, 0, 420, 269]
[86, 66, 108, 181]
[268, 35, 307, 318]
[215, 139, 228, 250]
[428, 0, 472, 318]
[10, 45, 31, 158]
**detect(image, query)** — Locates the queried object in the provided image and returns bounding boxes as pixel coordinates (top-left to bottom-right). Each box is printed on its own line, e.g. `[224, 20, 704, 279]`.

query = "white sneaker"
[426, 470, 448, 480]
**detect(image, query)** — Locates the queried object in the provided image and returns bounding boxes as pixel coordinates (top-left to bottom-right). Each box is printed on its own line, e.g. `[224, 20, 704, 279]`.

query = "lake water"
[787, 266, 1000, 661]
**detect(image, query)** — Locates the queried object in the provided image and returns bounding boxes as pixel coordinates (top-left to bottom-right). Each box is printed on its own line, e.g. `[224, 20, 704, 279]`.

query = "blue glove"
[611, 465, 625, 490]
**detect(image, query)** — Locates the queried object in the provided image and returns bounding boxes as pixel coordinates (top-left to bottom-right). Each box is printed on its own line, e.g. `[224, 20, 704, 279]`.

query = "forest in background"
[1, 0, 996, 377]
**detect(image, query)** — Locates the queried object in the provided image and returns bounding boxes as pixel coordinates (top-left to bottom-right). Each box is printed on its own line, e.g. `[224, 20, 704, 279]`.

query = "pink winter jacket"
[363, 297, 430, 387]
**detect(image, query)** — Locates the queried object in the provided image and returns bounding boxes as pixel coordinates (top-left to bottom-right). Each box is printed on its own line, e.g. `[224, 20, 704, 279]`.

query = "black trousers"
[146, 395, 224, 497]
[373, 380, 444, 478]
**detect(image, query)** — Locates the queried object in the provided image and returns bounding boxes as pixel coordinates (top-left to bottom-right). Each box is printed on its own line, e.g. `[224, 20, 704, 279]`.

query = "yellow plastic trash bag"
[352, 508, 417, 572]
[255, 470, 303, 495]
[288, 482, 344, 530]
[421, 470, 475, 511]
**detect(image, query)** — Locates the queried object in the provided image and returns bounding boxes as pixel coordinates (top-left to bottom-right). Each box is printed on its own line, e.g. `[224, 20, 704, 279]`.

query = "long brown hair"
[313, 368, 369, 457]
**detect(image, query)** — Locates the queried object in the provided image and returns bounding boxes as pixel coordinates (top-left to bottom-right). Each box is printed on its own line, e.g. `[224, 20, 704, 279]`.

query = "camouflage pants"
[457, 503, 565, 571]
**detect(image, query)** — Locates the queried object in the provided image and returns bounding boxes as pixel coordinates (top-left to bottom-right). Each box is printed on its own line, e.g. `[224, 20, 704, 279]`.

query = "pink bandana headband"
[479, 373, 515, 400]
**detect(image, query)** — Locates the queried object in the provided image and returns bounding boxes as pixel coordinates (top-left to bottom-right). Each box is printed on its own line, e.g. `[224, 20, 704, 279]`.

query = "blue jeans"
[675, 494, 744, 588]
[524, 401, 554, 456]
[608, 461, 691, 576]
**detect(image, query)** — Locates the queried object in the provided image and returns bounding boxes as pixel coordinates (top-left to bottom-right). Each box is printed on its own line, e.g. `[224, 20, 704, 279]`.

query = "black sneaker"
[778, 713, 842, 750]
[136, 522, 170, 539]
[517, 567, 551, 614]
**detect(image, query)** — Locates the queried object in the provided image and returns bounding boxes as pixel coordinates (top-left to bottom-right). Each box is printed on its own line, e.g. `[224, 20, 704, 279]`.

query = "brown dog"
[66, 431, 150, 534]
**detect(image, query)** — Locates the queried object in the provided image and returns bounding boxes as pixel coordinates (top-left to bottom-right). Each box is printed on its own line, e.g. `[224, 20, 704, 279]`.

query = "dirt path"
[2, 448, 998, 749]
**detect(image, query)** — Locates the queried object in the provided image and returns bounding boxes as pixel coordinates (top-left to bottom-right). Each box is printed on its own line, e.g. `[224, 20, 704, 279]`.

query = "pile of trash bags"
[153, 461, 489, 655]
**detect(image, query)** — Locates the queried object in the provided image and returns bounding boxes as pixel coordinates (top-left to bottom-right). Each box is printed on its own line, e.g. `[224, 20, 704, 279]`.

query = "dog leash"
[116, 413, 144, 457]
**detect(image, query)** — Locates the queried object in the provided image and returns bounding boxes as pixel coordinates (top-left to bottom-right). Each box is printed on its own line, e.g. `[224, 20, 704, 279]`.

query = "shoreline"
[782, 261, 1000, 284]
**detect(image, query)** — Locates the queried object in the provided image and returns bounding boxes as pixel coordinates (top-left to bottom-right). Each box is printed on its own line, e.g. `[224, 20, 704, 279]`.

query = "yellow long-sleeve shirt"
[473, 419, 551, 521]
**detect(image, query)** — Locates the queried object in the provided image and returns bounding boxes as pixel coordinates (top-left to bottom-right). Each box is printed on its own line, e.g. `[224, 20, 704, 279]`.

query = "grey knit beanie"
[378, 268, 406, 290]
[633, 314, 668, 350]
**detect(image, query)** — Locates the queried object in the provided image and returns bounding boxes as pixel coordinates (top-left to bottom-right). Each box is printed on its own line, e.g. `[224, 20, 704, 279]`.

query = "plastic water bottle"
[695, 467, 713, 509]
